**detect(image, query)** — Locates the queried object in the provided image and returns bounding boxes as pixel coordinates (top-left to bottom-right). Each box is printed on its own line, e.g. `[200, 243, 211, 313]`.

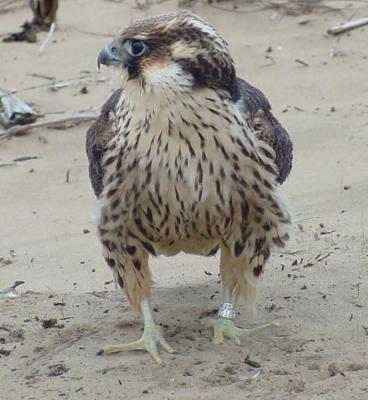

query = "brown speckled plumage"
[87, 80, 292, 196]
[86, 11, 292, 347]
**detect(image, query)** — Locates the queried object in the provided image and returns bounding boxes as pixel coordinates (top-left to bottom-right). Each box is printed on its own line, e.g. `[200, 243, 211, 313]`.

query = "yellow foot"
[202, 317, 279, 345]
[97, 325, 175, 365]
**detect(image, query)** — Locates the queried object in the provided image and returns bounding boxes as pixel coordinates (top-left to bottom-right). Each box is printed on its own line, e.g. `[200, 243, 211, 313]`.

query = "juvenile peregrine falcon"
[86, 11, 292, 364]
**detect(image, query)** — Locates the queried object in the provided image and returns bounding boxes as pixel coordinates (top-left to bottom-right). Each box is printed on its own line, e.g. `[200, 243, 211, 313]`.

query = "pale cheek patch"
[143, 62, 193, 94]
[117, 67, 129, 88]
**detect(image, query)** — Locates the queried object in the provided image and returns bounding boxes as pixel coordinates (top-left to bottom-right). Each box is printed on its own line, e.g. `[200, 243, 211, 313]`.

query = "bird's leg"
[98, 298, 175, 365]
[202, 286, 278, 345]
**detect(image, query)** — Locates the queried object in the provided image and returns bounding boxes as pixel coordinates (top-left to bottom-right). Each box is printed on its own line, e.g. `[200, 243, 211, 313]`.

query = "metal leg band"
[217, 302, 235, 320]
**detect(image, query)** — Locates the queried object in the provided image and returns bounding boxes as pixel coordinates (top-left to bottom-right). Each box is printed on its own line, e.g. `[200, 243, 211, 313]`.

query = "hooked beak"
[97, 43, 131, 69]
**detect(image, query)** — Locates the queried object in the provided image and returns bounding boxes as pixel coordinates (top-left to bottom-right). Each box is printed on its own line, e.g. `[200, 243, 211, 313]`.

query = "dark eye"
[253, 123, 263, 131]
[124, 40, 147, 57]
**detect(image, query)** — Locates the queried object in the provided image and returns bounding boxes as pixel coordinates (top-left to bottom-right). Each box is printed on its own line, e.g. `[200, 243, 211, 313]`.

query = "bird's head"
[97, 11, 239, 101]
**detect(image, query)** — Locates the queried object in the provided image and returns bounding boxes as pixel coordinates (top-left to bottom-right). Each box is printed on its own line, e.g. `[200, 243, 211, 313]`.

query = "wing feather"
[237, 78, 293, 184]
[86, 89, 122, 197]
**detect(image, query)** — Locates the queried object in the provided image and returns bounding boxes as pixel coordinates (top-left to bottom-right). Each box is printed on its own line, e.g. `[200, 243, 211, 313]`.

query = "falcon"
[86, 11, 292, 364]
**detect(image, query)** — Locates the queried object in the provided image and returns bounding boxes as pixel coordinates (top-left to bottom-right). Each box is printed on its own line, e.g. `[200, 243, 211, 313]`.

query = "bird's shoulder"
[236, 78, 293, 184]
[86, 89, 122, 197]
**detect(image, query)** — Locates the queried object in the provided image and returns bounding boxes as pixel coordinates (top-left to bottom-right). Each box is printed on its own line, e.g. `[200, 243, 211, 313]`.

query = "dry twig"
[0, 75, 95, 99]
[38, 21, 56, 55]
[0, 114, 96, 141]
[327, 17, 368, 35]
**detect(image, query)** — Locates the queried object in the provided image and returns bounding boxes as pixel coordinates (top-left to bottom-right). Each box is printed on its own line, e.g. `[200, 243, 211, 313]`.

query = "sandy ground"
[1, 0, 368, 399]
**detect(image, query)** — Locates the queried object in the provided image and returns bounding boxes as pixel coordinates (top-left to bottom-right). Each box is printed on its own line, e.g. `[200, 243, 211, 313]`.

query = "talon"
[154, 356, 163, 366]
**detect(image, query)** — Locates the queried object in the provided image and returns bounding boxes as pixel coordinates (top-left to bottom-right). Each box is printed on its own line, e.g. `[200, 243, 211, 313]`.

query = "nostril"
[111, 47, 117, 53]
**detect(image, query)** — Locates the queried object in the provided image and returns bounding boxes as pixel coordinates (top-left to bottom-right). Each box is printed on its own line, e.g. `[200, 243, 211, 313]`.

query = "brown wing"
[237, 78, 293, 184]
[86, 89, 122, 197]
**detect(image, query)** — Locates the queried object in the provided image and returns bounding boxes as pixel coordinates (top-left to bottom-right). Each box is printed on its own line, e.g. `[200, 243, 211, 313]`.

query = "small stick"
[280, 250, 306, 255]
[295, 59, 309, 67]
[0, 75, 95, 99]
[38, 22, 56, 55]
[316, 253, 332, 262]
[0, 114, 96, 141]
[27, 73, 55, 80]
[11, 281, 24, 289]
[327, 17, 368, 35]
